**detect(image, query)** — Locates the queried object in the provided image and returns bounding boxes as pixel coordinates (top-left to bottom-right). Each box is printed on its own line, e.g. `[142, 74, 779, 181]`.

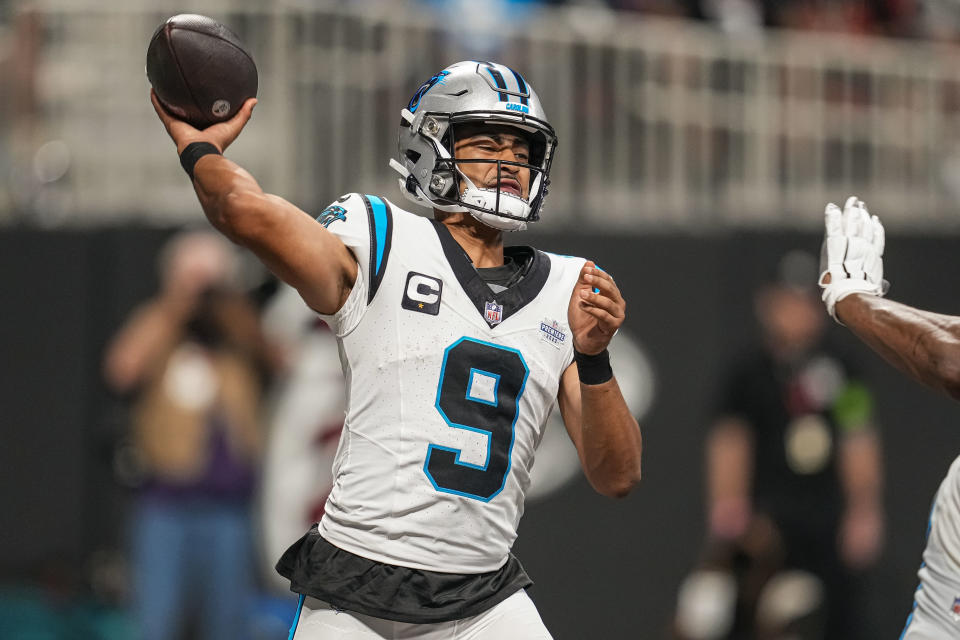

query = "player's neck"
[435, 211, 504, 268]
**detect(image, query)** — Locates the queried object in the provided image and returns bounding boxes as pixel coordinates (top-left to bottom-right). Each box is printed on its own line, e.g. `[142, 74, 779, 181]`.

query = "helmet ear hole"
[404, 175, 420, 195]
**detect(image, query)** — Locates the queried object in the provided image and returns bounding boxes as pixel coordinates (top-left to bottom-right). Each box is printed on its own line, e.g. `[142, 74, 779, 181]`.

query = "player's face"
[453, 125, 531, 200]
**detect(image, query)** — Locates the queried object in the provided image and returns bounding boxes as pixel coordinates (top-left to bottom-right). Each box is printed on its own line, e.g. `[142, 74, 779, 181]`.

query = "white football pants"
[289, 589, 553, 640]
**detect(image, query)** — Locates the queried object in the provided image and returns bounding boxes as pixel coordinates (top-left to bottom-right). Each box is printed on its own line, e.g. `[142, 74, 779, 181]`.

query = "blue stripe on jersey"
[898, 611, 914, 640]
[287, 594, 305, 640]
[361, 195, 393, 304]
[900, 498, 938, 639]
[367, 195, 388, 275]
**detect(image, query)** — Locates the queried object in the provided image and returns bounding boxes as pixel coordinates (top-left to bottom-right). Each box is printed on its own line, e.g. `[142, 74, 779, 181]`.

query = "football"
[146, 14, 258, 130]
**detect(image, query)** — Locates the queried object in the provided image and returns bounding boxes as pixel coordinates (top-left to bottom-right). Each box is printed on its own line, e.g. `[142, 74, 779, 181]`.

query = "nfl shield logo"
[952, 596, 960, 621]
[484, 300, 503, 325]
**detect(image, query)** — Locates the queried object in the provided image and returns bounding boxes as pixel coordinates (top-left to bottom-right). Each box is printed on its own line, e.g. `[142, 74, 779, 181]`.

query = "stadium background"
[4, 0, 960, 638]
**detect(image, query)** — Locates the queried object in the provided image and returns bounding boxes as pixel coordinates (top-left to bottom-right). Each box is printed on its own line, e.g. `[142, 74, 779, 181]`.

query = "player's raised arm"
[557, 262, 642, 498]
[151, 90, 357, 316]
[821, 196, 960, 399]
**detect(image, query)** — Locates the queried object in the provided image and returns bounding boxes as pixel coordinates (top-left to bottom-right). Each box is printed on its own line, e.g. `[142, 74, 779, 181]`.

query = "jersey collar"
[430, 219, 551, 328]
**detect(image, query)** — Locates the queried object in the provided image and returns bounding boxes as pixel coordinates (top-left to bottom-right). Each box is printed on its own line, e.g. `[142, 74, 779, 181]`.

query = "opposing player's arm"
[151, 91, 357, 315]
[836, 295, 960, 400]
[557, 262, 642, 498]
[820, 196, 960, 400]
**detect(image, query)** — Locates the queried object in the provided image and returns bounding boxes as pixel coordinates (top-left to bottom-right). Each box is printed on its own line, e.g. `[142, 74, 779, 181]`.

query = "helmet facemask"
[424, 116, 554, 231]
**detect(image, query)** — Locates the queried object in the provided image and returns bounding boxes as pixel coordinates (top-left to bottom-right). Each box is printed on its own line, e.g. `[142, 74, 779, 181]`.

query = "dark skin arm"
[557, 262, 643, 498]
[836, 293, 960, 399]
[150, 91, 357, 315]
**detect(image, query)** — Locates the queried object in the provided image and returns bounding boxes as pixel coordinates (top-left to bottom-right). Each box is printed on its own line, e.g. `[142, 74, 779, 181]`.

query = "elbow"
[936, 358, 960, 401]
[594, 464, 642, 499]
[929, 342, 960, 400]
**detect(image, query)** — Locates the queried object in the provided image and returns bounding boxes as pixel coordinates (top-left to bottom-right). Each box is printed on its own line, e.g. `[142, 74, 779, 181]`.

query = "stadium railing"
[8, 0, 960, 229]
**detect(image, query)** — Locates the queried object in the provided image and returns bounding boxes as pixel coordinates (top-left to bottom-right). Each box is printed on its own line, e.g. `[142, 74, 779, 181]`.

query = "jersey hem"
[318, 518, 510, 574]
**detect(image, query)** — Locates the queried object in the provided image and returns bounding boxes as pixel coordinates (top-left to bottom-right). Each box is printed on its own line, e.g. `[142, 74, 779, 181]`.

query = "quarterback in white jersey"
[820, 196, 960, 640]
[151, 60, 643, 639]
[309, 192, 587, 574]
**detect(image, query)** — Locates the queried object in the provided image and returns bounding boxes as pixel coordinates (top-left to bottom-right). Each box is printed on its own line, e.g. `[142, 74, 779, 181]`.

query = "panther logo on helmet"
[408, 70, 450, 114]
[388, 61, 558, 232]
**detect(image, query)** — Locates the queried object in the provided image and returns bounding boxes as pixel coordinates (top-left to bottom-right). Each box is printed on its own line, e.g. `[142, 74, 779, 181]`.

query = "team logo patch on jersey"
[539, 318, 567, 349]
[402, 271, 442, 315]
[317, 205, 347, 228]
[484, 300, 503, 326]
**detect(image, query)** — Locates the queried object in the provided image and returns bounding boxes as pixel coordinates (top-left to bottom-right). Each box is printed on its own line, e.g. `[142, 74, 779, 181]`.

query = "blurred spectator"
[0, 8, 41, 218]
[674, 250, 884, 640]
[417, 0, 554, 57]
[916, 0, 960, 41]
[767, 0, 914, 36]
[608, 0, 922, 38]
[103, 230, 275, 640]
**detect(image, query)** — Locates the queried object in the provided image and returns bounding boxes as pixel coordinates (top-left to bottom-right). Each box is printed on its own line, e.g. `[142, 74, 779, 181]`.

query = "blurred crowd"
[609, 0, 951, 40]
[417, 0, 960, 41]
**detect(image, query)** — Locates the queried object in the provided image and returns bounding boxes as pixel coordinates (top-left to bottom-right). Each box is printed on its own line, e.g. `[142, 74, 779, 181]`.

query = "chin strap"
[388, 157, 532, 228]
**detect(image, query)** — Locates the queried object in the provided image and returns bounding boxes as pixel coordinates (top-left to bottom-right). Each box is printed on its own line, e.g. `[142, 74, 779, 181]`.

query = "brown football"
[146, 14, 257, 129]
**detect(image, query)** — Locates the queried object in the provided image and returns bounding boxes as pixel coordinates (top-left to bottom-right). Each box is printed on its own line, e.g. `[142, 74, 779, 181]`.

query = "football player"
[152, 60, 642, 639]
[820, 196, 960, 640]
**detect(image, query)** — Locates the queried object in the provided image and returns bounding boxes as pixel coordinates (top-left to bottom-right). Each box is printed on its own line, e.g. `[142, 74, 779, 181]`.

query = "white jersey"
[901, 453, 960, 639]
[314, 193, 585, 574]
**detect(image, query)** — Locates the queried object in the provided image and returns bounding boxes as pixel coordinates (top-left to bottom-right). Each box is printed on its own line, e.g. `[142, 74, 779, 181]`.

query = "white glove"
[819, 196, 889, 321]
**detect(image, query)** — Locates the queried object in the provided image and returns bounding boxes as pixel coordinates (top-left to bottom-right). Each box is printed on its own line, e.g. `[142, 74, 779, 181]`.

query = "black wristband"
[574, 348, 613, 385]
[179, 142, 221, 180]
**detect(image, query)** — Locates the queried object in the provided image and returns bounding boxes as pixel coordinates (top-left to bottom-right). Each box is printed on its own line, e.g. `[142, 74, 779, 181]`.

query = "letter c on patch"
[407, 274, 440, 304]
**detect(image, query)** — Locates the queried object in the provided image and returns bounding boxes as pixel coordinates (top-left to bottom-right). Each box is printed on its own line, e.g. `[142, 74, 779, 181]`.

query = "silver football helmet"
[389, 61, 558, 231]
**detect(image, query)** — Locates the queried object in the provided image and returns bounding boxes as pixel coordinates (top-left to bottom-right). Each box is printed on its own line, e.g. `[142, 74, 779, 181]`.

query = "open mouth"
[494, 179, 522, 198]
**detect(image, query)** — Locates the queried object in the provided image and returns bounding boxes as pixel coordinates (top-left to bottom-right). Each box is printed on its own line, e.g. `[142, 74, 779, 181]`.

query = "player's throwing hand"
[151, 89, 257, 155]
[569, 261, 626, 356]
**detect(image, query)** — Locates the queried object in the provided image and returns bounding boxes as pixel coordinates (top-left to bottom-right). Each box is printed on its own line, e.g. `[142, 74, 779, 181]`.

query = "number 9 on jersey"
[425, 338, 529, 501]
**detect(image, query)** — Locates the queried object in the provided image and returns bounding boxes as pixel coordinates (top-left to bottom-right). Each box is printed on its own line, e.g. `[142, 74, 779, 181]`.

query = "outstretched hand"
[568, 261, 625, 355]
[150, 89, 257, 154]
[819, 195, 888, 320]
